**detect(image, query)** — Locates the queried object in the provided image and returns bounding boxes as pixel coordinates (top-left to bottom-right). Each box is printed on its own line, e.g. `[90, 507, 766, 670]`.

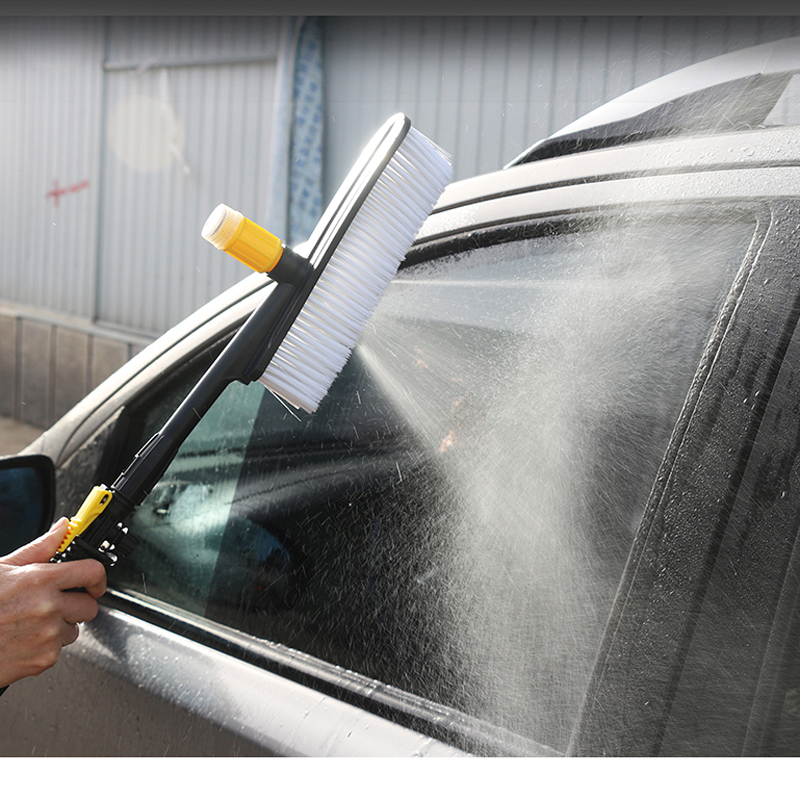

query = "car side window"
[112, 210, 755, 752]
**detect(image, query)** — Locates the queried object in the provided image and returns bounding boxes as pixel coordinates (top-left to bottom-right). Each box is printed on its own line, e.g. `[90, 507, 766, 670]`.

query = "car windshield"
[113, 209, 756, 752]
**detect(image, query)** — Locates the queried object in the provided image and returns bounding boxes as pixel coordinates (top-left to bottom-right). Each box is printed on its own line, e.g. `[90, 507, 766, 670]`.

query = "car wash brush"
[53, 113, 452, 566]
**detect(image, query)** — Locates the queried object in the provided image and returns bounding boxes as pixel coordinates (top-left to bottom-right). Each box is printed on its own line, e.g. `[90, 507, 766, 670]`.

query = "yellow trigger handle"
[57, 486, 113, 554]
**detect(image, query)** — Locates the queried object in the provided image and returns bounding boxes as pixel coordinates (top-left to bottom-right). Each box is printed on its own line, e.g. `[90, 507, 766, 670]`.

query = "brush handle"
[114, 280, 300, 507]
[55, 279, 302, 565]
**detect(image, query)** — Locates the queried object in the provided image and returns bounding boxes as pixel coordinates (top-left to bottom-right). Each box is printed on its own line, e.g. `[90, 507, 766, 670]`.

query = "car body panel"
[422, 164, 800, 244]
[547, 36, 800, 137]
[26, 129, 800, 468]
[1, 600, 467, 757]
[532, 38, 800, 144]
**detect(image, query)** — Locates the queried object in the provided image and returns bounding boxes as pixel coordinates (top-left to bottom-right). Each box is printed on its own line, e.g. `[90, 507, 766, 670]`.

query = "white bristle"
[259, 124, 452, 412]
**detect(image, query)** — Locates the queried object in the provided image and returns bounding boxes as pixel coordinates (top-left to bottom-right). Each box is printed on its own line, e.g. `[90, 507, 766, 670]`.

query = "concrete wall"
[0, 303, 152, 429]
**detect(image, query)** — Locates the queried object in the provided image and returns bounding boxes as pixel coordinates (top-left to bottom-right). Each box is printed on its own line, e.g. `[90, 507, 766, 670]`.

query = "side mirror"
[0, 454, 56, 557]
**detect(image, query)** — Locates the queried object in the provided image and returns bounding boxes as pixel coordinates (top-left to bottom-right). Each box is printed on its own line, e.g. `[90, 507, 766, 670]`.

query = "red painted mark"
[46, 179, 89, 207]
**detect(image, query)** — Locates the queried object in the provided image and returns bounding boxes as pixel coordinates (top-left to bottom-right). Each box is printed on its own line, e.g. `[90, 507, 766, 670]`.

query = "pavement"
[0, 416, 45, 456]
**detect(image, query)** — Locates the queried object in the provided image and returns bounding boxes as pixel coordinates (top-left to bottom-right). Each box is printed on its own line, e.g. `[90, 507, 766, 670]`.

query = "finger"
[60, 593, 100, 626]
[52, 558, 107, 596]
[2, 518, 69, 566]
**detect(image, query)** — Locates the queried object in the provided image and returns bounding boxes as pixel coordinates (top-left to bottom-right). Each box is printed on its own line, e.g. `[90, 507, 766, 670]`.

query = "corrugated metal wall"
[99, 17, 283, 335]
[0, 16, 285, 337]
[0, 17, 105, 321]
[323, 16, 800, 193]
[3, 15, 800, 429]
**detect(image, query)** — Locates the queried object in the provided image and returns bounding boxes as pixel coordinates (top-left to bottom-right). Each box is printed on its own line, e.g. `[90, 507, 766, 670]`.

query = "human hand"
[0, 518, 107, 687]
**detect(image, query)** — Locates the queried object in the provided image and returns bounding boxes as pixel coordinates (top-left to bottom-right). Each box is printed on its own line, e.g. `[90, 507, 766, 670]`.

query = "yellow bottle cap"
[202, 204, 284, 274]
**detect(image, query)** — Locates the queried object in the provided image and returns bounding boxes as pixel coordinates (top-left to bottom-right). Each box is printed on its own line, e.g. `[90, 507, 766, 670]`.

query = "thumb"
[2, 517, 69, 566]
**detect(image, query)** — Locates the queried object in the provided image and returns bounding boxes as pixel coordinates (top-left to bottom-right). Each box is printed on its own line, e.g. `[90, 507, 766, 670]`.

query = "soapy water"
[353, 213, 754, 750]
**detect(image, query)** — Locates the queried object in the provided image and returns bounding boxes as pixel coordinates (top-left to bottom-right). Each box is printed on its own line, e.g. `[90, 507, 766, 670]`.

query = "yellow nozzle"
[57, 486, 113, 553]
[202, 204, 284, 274]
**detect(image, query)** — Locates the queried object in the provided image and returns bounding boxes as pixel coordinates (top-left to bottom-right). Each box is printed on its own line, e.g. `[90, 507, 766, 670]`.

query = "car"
[3, 36, 800, 757]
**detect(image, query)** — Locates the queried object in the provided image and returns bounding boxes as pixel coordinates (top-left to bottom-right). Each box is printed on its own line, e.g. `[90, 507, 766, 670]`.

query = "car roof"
[506, 36, 800, 166]
[417, 124, 800, 246]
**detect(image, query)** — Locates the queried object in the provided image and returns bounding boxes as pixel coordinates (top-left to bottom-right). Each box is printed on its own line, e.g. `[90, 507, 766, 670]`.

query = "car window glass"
[112, 211, 755, 752]
[766, 599, 800, 756]
[114, 378, 265, 614]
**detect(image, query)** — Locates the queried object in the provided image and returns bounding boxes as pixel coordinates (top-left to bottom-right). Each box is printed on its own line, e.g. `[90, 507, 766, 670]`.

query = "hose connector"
[202, 204, 311, 286]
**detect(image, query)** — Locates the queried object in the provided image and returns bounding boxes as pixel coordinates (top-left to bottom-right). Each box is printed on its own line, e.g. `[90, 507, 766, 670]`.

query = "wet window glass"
[112, 211, 755, 752]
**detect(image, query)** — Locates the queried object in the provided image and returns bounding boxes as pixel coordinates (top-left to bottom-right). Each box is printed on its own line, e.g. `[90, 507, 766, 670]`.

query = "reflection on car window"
[113, 211, 754, 752]
[763, 73, 800, 127]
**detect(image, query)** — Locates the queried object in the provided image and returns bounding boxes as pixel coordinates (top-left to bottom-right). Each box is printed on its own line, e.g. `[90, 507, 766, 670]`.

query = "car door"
[2, 177, 794, 757]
